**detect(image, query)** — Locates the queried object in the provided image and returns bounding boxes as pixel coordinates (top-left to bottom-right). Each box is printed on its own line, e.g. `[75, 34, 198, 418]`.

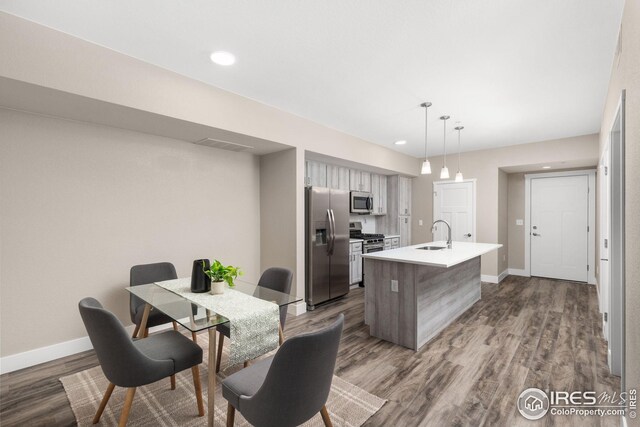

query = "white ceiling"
[0, 0, 624, 158]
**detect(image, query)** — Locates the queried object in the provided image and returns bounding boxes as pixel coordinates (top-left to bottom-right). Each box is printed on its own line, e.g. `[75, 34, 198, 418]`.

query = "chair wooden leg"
[191, 366, 205, 416]
[278, 324, 285, 345]
[191, 331, 198, 343]
[170, 375, 176, 390]
[215, 333, 224, 373]
[143, 328, 149, 338]
[226, 403, 235, 427]
[131, 324, 140, 339]
[92, 382, 115, 424]
[172, 321, 178, 331]
[320, 405, 333, 427]
[118, 388, 136, 427]
[243, 360, 249, 368]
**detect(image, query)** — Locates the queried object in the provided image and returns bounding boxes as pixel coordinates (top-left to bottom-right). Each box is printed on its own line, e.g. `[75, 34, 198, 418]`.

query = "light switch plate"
[391, 280, 399, 292]
[516, 219, 524, 226]
[418, 219, 423, 226]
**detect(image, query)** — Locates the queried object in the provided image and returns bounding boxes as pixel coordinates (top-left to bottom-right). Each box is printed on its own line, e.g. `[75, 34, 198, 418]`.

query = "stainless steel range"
[349, 221, 385, 286]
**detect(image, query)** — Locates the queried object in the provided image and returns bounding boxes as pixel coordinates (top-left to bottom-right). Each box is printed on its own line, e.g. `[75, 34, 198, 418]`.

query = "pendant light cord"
[424, 107, 428, 159]
[443, 119, 447, 165]
[457, 127, 461, 171]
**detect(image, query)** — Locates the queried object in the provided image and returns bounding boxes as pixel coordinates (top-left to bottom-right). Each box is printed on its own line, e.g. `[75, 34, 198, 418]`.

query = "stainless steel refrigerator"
[305, 187, 350, 310]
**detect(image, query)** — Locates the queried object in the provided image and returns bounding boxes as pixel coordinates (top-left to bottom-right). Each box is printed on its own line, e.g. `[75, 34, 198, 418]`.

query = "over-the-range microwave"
[350, 191, 373, 214]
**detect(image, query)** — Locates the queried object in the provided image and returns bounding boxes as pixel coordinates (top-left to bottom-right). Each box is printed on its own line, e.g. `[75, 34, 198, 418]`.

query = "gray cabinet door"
[305, 161, 327, 187]
[371, 174, 381, 214]
[349, 169, 372, 192]
[327, 165, 350, 190]
[370, 174, 387, 215]
[379, 175, 388, 215]
[360, 172, 371, 192]
[398, 216, 411, 247]
[349, 169, 360, 191]
[398, 176, 412, 216]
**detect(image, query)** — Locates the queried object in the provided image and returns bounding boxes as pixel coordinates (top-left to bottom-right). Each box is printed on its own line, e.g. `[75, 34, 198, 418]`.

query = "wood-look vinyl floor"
[0, 276, 619, 426]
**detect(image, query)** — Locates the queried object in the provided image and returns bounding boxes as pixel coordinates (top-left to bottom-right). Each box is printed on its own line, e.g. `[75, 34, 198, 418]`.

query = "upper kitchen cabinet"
[305, 160, 327, 187]
[349, 169, 371, 192]
[370, 174, 388, 215]
[398, 176, 412, 216]
[327, 165, 350, 191]
[382, 175, 413, 246]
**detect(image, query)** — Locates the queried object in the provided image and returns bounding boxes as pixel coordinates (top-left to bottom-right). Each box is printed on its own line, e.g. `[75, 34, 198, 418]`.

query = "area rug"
[60, 333, 386, 426]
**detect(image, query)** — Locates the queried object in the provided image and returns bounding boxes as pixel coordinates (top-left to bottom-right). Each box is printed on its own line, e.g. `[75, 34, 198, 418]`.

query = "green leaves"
[202, 259, 243, 287]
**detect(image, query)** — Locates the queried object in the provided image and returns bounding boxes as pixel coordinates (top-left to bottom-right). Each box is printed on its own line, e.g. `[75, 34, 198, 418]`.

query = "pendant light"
[440, 115, 450, 179]
[420, 102, 432, 174]
[454, 123, 464, 182]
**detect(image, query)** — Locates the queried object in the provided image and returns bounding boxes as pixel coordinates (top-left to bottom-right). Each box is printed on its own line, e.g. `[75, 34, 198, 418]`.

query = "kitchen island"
[362, 241, 501, 350]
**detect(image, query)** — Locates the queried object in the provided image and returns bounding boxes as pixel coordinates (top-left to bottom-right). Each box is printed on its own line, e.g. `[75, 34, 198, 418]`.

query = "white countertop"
[384, 235, 400, 239]
[350, 238, 364, 243]
[362, 241, 502, 268]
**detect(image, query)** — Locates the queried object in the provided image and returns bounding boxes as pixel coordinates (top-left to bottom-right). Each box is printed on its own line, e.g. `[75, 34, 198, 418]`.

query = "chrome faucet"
[431, 220, 452, 249]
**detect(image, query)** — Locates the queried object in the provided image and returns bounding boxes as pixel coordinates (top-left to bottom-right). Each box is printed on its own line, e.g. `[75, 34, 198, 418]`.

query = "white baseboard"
[288, 301, 307, 316]
[0, 322, 173, 375]
[507, 268, 529, 277]
[481, 269, 509, 284]
[0, 335, 93, 375]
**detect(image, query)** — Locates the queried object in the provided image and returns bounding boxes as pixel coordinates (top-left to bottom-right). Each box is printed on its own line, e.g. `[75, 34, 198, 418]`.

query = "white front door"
[530, 175, 588, 282]
[433, 181, 475, 243]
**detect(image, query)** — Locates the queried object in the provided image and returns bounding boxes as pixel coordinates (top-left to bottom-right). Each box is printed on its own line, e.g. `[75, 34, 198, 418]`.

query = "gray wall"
[507, 173, 526, 270]
[0, 109, 262, 356]
[260, 149, 298, 295]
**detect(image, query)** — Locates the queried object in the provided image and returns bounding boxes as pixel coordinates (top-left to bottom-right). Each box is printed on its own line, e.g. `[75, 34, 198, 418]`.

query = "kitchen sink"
[417, 245, 446, 251]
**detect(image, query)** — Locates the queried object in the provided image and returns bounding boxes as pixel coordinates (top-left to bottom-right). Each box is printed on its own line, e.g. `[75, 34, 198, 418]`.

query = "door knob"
[532, 232, 541, 236]
[465, 233, 472, 237]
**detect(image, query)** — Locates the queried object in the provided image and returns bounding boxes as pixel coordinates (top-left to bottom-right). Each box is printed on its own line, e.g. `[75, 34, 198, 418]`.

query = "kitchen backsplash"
[349, 215, 376, 233]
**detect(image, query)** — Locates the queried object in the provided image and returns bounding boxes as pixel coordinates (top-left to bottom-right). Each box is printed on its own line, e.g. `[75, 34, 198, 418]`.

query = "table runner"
[155, 278, 279, 368]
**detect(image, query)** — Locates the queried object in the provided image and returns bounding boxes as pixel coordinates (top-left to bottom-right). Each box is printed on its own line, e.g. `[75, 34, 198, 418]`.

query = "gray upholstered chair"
[222, 313, 344, 427]
[79, 298, 205, 426]
[130, 262, 179, 338]
[216, 267, 293, 373]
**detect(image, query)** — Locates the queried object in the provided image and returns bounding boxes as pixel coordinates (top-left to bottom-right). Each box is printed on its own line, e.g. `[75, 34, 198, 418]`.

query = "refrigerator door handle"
[329, 208, 337, 255]
[327, 209, 334, 255]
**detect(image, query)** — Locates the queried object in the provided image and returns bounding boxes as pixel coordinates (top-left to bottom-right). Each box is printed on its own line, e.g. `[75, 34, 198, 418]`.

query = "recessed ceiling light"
[542, 166, 551, 169]
[394, 140, 407, 145]
[210, 51, 236, 66]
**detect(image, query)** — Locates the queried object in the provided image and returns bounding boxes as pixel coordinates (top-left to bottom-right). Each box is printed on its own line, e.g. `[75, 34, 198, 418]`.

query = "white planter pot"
[210, 281, 225, 295]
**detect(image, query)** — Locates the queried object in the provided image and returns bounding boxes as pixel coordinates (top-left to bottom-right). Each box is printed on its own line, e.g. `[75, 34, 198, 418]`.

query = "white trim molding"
[481, 269, 508, 284]
[0, 336, 93, 375]
[288, 301, 307, 316]
[0, 322, 173, 375]
[524, 169, 596, 284]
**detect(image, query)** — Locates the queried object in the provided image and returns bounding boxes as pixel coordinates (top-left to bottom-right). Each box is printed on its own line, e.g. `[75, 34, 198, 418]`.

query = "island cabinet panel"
[414, 257, 481, 348]
[364, 259, 416, 349]
[364, 255, 482, 351]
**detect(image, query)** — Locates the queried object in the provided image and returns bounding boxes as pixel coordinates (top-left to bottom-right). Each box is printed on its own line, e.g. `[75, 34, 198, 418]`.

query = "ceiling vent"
[193, 138, 254, 152]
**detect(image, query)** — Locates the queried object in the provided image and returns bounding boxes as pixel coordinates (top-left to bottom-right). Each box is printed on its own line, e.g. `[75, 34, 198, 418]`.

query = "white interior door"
[530, 175, 588, 282]
[433, 181, 475, 243]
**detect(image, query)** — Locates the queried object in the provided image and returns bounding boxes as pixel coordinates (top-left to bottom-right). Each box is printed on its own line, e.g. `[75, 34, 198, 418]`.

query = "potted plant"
[202, 259, 242, 295]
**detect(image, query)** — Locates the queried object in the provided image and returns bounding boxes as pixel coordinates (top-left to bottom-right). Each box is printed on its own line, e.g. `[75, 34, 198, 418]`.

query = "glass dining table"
[126, 279, 302, 427]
